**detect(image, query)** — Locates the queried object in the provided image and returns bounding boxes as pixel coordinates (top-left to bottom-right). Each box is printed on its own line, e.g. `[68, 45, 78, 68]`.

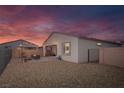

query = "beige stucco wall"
[78, 39, 99, 63]
[99, 47, 124, 67]
[43, 33, 79, 63]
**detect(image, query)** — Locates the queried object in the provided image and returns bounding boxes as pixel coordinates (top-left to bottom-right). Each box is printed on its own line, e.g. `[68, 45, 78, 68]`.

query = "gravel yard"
[0, 59, 124, 88]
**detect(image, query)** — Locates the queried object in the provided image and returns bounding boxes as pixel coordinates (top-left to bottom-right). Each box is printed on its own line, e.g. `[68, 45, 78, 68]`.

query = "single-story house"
[43, 32, 122, 63]
[0, 39, 43, 58]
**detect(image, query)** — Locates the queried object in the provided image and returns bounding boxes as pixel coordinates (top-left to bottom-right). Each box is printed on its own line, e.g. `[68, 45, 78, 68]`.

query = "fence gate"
[88, 49, 99, 63]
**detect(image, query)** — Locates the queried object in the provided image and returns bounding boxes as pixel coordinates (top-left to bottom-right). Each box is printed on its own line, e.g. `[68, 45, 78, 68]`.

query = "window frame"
[62, 42, 71, 56]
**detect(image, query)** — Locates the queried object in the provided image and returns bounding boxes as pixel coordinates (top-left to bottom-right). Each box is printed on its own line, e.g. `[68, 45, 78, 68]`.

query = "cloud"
[0, 6, 124, 45]
[0, 6, 26, 17]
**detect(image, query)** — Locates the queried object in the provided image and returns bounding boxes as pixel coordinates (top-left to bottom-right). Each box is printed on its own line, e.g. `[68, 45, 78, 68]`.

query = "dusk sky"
[0, 5, 124, 46]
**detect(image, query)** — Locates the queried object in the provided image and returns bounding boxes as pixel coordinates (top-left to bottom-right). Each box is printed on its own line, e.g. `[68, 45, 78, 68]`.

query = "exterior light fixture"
[97, 43, 102, 46]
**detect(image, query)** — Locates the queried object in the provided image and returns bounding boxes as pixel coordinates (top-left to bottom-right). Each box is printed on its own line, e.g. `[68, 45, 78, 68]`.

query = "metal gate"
[88, 49, 99, 62]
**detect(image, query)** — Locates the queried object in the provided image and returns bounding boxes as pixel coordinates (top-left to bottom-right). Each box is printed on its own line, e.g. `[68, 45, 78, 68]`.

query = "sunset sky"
[0, 5, 124, 46]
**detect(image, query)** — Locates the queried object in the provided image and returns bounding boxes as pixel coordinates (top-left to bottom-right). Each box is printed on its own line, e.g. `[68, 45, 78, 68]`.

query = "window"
[63, 42, 71, 55]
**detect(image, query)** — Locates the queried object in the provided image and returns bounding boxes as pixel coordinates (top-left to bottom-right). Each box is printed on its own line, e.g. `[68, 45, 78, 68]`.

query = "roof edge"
[0, 39, 39, 47]
[42, 32, 122, 45]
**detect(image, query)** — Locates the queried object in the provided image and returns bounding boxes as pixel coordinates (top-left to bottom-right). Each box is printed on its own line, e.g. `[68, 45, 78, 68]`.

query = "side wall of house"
[78, 39, 99, 63]
[43, 33, 79, 63]
[78, 39, 120, 63]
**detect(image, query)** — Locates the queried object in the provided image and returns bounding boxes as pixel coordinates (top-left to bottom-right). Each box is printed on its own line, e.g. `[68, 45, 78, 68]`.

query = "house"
[0, 39, 38, 48]
[0, 39, 43, 58]
[43, 32, 122, 63]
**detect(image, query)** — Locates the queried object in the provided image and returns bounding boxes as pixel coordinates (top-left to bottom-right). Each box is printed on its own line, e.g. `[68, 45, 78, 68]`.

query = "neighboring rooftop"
[0, 39, 38, 47]
[0, 32, 123, 47]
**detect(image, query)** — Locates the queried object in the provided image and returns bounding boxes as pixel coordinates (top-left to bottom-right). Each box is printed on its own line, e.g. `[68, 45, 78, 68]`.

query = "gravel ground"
[0, 59, 124, 88]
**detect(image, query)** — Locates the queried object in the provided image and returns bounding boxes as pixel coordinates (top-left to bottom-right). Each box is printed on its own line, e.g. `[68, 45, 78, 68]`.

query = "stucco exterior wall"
[78, 39, 120, 63]
[99, 47, 124, 68]
[78, 39, 99, 63]
[43, 33, 79, 63]
[101, 42, 120, 47]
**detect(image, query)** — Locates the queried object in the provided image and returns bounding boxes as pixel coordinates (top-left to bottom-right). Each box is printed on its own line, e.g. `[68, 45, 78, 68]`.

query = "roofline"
[0, 39, 38, 47]
[42, 32, 122, 45]
[18, 39, 39, 47]
[42, 32, 55, 45]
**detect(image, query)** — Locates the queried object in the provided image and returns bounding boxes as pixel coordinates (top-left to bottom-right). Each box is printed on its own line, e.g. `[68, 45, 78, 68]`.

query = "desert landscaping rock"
[0, 60, 124, 88]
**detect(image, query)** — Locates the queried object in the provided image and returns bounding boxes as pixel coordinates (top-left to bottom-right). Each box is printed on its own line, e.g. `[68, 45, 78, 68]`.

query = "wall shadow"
[0, 48, 12, 76]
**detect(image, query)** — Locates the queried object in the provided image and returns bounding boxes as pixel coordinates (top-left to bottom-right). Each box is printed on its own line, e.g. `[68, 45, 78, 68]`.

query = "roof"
[43, 32, 122, 45]
[0, 39, 38, 47]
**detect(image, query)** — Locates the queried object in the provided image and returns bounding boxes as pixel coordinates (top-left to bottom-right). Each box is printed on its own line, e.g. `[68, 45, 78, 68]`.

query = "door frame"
[45, 45, 57, 56]
[88, 49, 99, 63]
